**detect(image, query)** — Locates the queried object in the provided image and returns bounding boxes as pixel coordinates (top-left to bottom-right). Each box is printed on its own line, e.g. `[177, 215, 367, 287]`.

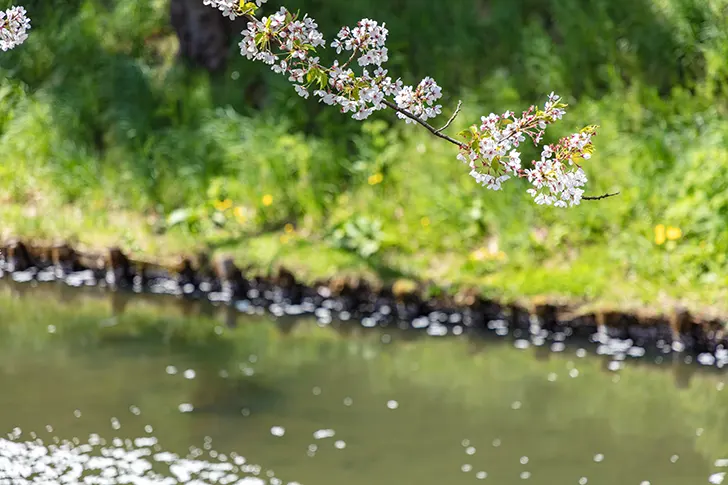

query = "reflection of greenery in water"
[0, 282, 726, 484]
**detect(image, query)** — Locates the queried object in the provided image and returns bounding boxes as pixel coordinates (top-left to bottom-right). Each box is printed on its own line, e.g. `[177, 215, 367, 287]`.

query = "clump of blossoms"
[394, 77, 442, 124]
[225, 1, 441, 123]
[458, 92, 598, 206]
[203, 0, 268, 20]
[204, 1, 611, 207]
[0, 6, 30, 51]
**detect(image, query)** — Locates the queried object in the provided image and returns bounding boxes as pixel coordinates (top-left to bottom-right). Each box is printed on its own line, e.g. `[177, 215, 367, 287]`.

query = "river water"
[0, 281, 726, 484]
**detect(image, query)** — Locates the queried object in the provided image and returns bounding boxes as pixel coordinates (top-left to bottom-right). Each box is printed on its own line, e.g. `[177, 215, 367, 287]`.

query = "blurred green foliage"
[2, 0, 728, 305]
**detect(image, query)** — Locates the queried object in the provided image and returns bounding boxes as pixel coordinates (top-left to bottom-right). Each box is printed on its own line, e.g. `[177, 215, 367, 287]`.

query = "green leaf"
[457, 129, 472, 139]
[241, 1, 257, 14]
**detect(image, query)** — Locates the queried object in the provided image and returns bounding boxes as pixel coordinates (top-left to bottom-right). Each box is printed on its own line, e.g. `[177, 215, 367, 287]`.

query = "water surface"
[0, 281, 726, 484]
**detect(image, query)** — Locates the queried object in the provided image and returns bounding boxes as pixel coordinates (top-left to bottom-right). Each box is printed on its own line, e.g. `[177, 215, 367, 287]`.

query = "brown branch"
[381, 99, 464, 147]
[340, 47, 359, 70]
[582, 191, 620, 201]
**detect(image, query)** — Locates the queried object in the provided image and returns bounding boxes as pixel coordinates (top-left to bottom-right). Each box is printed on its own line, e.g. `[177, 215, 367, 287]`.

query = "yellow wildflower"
[666, 226, 682, 241]
[654, 224, 666, 245]
[234, 206, 246, 223]
[420, 216, 430, 228]
[280, 234, 290, 244]
[284, 223, 294, 234]
[214, 199, 233, 211]
[368, 173, 384, 185]
[262, 194, 273, 206]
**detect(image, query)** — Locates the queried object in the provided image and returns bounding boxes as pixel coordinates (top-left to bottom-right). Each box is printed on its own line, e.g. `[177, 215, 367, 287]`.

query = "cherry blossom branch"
[0, 5, 30, 51]
[381, 99, 464, 147]
[204, 0, 617, 207]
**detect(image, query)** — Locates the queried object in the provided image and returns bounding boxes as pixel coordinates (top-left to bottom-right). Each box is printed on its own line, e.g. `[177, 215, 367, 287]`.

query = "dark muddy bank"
[1, 239, 727, 362]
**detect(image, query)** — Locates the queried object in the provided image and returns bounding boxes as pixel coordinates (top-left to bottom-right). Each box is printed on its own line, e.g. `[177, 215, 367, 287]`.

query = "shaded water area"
[1, 281, 727, 484]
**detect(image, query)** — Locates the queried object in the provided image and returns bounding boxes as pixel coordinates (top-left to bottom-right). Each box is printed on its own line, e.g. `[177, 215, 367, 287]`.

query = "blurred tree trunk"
[169, 0, 238, 72]
[169, 0, 268, 109]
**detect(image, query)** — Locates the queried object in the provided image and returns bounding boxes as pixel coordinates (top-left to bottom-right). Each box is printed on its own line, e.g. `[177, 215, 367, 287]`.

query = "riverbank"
[3, 194, 728, 318]
[2, 235, 727, 357]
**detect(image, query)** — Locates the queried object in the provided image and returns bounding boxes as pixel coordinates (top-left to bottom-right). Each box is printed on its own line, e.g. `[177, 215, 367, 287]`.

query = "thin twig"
[582, 191, 619, 201]
[340, 47, 359, 70]
[436, 100, 462, 133]
[381, 99, 464, 147]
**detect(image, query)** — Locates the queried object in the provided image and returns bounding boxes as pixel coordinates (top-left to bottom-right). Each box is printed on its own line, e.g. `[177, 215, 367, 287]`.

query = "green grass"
[2, 0, 728, 315]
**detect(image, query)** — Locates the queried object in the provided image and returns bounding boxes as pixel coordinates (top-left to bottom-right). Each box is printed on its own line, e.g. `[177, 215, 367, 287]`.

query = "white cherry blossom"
[0, 6, 30, 51]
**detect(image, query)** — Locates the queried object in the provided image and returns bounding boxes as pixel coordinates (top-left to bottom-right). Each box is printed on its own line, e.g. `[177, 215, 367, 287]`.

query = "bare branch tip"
[582, 191, 620, 201]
